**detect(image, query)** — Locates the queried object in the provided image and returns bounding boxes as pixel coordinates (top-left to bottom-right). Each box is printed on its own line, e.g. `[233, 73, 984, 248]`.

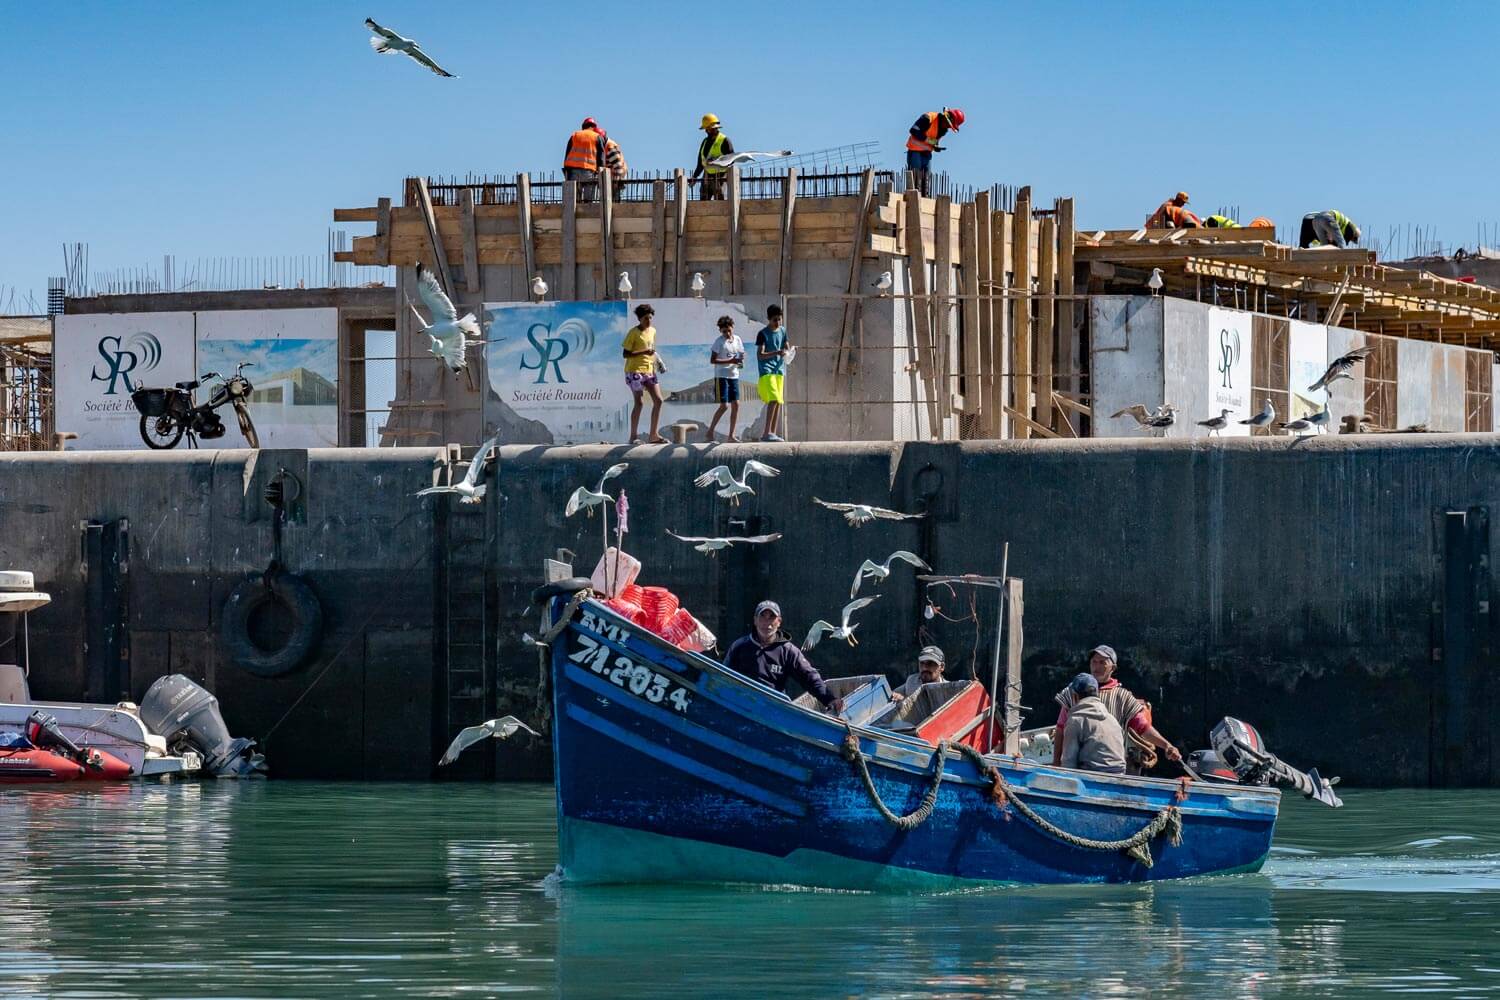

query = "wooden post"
[777, 167, 798, 295]
[959, 200, 981, 415]
[672, 168, 688, 297]
[727, 166, 742, 295]
[1036, 217, 1057, 432]
[990, 209, 1010, 439]
[904, 189, 943, 438]
[975, 192, 994, 435]
[836, 168, 876, 376]
[600, 171, 615, 299]
[375, 197, 392, 265]
[561, 180, 578, 300]
[1012, 187, 1033, 438]
[934, 194, 957, 412]
[1056, 196, 1077, 435]
[517, 173, 536, 290]
[414, 176, 456, 300]
[1002, 577, 1024, 755]
[459, 188, 481, 297]
[650, 179, 667, 297]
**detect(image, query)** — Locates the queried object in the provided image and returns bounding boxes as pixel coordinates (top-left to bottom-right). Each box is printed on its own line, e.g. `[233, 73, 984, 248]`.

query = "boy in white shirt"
[705, 315, 746, 442]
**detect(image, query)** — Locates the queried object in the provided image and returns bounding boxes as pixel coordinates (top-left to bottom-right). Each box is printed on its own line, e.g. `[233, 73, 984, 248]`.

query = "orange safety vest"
[906, 112, 943, 152]
[564, 129, 600, 172]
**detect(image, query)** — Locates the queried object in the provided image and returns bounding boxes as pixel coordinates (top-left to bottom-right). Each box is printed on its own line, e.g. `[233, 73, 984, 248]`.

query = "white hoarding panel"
[54, 312, 197, 450]
[195, 308, 340, 448]
[1205, 306, 1252, 434]
[1288, 320, 1329, 420]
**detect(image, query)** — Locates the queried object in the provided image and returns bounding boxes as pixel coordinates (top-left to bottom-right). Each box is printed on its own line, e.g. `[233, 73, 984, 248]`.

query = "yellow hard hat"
[700, 113, 721, 130]
[1175, 191, 1190, 204]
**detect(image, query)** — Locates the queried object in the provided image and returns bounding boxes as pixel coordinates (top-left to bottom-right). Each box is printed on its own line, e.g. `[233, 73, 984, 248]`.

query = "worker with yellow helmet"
[690, 113, 735, 201]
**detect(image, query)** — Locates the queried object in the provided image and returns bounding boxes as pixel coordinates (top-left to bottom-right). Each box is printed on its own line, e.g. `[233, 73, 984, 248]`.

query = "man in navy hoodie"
[724, 600, 844, 714]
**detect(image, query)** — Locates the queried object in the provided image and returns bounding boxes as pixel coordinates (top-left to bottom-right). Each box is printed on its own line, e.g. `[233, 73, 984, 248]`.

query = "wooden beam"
[673, 168, 688, 297]
[561, 180, 577, 300]
[459, 187, 481, 297]
[1002, 578, 1024, 755]
[1036, 216, 1057, 432]
[989, 209, 1011, 439]
[333, 207, 381, 222]
[650, 179, 667, 297]
[836, 168, 875, 376]
[1012, 186, 1033, 438]
[975, 191, 994, 435]
[959, 200, 982, 415]
[413, 177, 456, 300]
[517, 173, 536, 290]
[375, 197, 392, 265]
[600, 171, 615, 299]
[1056, 197, 1077, 436]
[904, 188, 943, 438]
[1003, 404, 1059, 438]
[778, 167, 798, 295]
[934, 194, 958, 412]
[727, 166, 742, 295]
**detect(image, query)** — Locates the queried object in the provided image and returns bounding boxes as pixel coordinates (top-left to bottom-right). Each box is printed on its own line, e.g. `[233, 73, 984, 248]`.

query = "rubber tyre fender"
[530, 578, 592, 605]
[221, 573, 324, 677]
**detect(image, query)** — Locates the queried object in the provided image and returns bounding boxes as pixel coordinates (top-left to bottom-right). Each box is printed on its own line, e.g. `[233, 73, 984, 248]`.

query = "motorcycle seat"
[175, 380, 199, 391]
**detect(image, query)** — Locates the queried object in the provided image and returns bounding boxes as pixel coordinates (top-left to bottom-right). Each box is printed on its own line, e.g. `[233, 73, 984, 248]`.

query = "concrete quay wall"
[2, 436, 1495, 785]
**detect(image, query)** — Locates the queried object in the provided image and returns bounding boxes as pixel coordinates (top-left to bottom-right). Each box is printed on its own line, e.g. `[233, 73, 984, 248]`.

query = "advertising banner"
[53, 312, 197, 450]
[1206, 306, 1252, 434]
[484, 298, 774, 444]
[196, 308, 340, 448]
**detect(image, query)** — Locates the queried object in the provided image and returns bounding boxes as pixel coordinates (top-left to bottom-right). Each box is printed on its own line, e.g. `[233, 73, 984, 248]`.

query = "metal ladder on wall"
[440, 485, 492, 775]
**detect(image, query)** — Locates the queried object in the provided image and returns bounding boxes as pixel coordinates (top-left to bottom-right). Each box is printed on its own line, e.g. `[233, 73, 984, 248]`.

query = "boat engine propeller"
[138, 675, 268, 778]
[1186, 717, 1343, 808]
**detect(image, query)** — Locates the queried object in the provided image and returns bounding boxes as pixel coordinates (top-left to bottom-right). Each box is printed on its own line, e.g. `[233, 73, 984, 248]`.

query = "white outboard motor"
[1192, 717, 1342, 808]
[139, 675, 267, 778]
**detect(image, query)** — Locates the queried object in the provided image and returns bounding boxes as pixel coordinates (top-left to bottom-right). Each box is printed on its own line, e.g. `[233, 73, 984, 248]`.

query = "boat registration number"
[568, 633, 693, 714]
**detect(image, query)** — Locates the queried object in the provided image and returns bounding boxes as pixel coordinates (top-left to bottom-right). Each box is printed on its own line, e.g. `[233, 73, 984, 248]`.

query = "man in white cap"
[1050, 643, 1181, 772]
[724, 600, 843, 713]
[891, 645, 946, 701]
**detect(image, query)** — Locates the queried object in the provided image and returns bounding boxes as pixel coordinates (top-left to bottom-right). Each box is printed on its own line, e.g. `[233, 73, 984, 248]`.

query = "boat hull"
[551, 600, 1279, 890]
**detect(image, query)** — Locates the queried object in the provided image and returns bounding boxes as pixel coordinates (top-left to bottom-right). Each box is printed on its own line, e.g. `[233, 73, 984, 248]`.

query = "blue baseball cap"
[755, 600, 781, 618]
[1070, 673, 1099, 698]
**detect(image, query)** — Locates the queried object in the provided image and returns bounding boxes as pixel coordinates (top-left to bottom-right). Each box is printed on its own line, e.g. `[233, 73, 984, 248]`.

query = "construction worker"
[1248, 216, 1275, 230]
[690, 114, 734, 201]
[905, 107, 965, 196]
[1300, 210, 1361, 249]
[563, 117, 606, 203]
[1204, 214, 1241, 228]
[604, 137, 627, 202]
[1145, 192, 1201, 229]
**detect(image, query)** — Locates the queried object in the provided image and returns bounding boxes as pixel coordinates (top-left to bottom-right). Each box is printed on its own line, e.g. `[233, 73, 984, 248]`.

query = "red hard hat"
[581, 117, 599, 129]
[945, 107, 965, 130]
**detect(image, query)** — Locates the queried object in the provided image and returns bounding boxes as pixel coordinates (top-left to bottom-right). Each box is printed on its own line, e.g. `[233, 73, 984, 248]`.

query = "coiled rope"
[841, 726, 949, 831]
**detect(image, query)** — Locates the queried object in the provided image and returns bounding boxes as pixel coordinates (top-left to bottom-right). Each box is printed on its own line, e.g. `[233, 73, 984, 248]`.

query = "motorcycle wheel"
[235, 403, 260, 449]
[140, 413, 184, 449]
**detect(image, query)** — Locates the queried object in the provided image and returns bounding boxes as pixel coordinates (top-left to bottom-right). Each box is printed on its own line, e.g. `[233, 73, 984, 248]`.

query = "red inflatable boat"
[0, 745, 132, 783]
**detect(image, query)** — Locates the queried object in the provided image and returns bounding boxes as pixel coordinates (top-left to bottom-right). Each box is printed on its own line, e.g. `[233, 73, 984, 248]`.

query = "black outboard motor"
[25, 709, 106, 771]
[139, 675, 267, 778]
[1187, 717, 1342, 808]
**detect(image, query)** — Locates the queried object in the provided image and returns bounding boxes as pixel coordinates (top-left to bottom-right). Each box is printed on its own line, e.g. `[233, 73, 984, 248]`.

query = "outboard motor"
[139, 675, 267, 778]
[1187, 717, 1342, 808]
[25, 709, 107, 771]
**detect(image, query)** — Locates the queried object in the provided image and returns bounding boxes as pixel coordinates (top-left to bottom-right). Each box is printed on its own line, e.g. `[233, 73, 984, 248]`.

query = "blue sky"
[3, 2, 1497, 309]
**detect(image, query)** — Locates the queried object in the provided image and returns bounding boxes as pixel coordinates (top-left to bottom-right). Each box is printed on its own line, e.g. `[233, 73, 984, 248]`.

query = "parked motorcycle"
[130, 362, 260, 449]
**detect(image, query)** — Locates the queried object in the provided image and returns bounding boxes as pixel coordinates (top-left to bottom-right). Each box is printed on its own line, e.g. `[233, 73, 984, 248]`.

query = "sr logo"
[519, 317, 596, 385]
[90, 332, 163, 395]
[1216, 326, 1242, 389]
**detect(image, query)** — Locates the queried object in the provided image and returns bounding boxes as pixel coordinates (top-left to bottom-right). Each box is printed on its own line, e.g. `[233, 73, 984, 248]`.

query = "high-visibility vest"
[564, 129, 600, 172]
[1329, 209, 1355, 238]
[906, 112, 943, 152]
[1205, 214, 1241, 228]
[699, 132, 729, 174]
[605, 140, 627, 180]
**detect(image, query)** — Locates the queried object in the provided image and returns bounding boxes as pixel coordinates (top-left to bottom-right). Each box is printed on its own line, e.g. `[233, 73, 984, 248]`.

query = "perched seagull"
[1147, 268, 1164, 294]
[813, 497, 927, 528]
[416, 432, 499, 505]
[617, 271, 633, 296]
[666, 529, 782, 555]
[804, 596, 881, 650]
[365, 18, 458, 77]
[1309, 345, 1377, 393]
[693, 460, 780, 505]
[412, 263, 482, 373]
[1197, 408, 1232, 436]
[873, 271, 894, 295]
[707, 150, 794, 168]
[1305, 404, 1332, 433]
[1240, 399, 1276, 428]
[850, 550, 931, 598]
[565, 462, 628, 517]
[438, 717, 538, 766]
[1280, 417, 1314, 434]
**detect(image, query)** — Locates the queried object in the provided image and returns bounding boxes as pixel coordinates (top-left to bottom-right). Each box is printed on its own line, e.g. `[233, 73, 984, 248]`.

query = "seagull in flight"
[693, 460, 780, 505]
[1309, 345, 1377, 393]
[412, 263, 482, 373]
[1197, 408, 1231, 436]
[365, 18, 458, 77]
[565, 462, 628, 517]
[851, 550, 930, 598]
[1240, 399, 1275, 428]
[416, 432, 498, 505]
[804, 596, 881, 650]
[813, 498, 927, 528]
[666, 530, 782, 555]
[438, 717, 538, 766]
[706, 150, 794, 169]
[1112, 403, 1177, 429]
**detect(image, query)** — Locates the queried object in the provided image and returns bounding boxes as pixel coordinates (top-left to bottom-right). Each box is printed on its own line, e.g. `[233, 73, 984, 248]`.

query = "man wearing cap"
[724, 600, 844, 714]
[891, 645, 946, 701]
[563, 117, 607, 203]
[1050, 644, 1181, 772]
[1058, 673, 1127, 774]
[1144, 191, 1201, 230]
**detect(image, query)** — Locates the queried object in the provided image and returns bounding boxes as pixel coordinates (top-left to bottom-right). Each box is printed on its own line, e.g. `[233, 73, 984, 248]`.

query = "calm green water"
[2, 784, 1498, 999]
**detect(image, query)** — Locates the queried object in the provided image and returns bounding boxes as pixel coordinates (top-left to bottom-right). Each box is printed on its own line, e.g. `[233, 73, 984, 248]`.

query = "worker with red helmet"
[905, 107, 964, 196]
[1145, 191, 1201, 230]
[563, 117, 607, 203]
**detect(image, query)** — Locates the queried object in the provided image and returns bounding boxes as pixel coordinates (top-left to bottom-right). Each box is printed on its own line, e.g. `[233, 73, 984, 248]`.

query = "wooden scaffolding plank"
[1056, 197, 1077, 435]
[728, 166, 742, 295]
[413, 177, 457, 299]
[904, 188, 943, 438]
[976, 192, 995, 435]
[778, 167, 798, 294]
[651, 179, 667, 297]
[836, 168, 875, 375]
[600, 172, 615, 299]
[375, 197, 392, 265]
[1012, 186, 1033, 438]
[989, 208, 1011, 438]
[959, 200, 982, 415]
[459, 188, 481, 296]
[673, 168, 688, 296]
[561, 180, 578, 300]
[934, 194, 958, 412]
[517, 173, 536, 288]
[1036, 216, 1057, 432]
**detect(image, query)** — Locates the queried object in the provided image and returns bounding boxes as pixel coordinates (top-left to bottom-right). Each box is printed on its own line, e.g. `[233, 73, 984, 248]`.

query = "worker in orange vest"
[905, 107, 964, 196]
[1145, 191, 1201, 229]
[562, 117, 607, 203]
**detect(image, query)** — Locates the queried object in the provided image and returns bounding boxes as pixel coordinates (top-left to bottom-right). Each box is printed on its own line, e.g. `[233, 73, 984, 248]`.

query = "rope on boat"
[538, 588, 592, 646]
[954, 743, 1183, 868]
[532, 588, 593, 731]
[841, 726, 949, 831]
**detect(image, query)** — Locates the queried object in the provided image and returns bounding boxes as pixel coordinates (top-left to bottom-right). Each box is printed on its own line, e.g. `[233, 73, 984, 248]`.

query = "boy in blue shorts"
[755, 304, 789, 442]
[705, 315, 745, 442]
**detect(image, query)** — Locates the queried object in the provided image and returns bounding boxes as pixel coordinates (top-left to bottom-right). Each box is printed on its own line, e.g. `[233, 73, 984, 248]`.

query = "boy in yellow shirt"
[622, 303, 667, 444]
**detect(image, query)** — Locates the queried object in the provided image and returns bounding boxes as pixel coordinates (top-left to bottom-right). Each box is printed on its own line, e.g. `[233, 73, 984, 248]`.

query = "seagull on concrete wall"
[693, 460, 780, 505]
[1309, 345, 1377, 393]
[1240, 399, 1276, 428]
[1112, 403, 1177, 428]
[416, 432, 499, 505]
[412, 263, 482, 373]
[1280, 417, 1314, 434]
[1197, 408, 1232, 436]
[665, 529, 783, 555]
[565, 463, 628, 518]
[804, 596, 881, 650]
[851, 550, 931, 598]
[813, 498, 927, 528]
[365, 18, 458, 77]
[1305, 403, 1332, 433]
[438, 717, 538, 766]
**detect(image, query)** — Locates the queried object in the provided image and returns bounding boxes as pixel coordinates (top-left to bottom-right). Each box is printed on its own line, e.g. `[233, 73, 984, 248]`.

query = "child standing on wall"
[755, 304, 789, 442]
[705, 315, 745, 442]
[623, 303, 667, 444]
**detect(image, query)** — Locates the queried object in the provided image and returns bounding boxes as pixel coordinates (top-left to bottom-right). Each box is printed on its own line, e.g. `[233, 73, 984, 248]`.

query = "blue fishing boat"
[535, 582, 1298, 891]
